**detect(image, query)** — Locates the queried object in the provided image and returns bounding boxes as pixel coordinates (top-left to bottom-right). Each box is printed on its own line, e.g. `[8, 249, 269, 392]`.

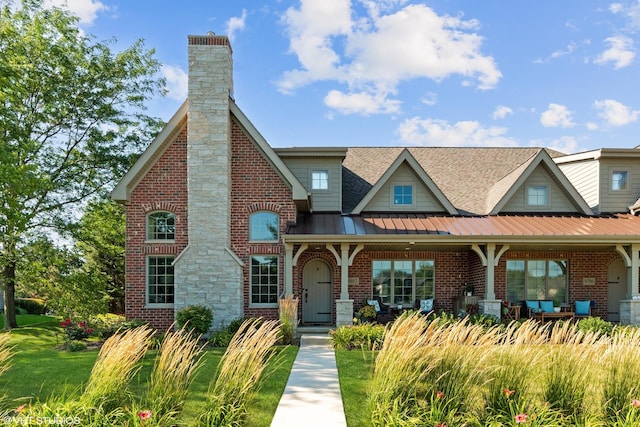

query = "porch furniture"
[454, 295, 479, 316]
[573, 300, 592, 319]
[415, 298, 434, 315]
[533, 311, 575, 323]
[504, 305, 520, 320]
[368, 297, 392, 324]
[525, 300, 556, 318]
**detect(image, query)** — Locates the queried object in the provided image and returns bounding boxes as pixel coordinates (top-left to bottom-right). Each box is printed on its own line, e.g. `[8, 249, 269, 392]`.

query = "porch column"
[485, 243, 496, 300]
[631, 244, 640, 299]
[284, 243, 294, 295]
[340, 243, 350, 300]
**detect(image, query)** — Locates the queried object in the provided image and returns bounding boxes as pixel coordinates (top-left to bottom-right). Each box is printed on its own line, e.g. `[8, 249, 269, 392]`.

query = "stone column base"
[336, 299, 354, 326]
[479, 299, 502, 319]
[619, 299, 640, 325]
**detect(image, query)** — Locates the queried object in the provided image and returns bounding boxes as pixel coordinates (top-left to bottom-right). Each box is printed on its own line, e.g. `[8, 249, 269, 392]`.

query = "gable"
[500, 166, 580, 212]
[362, 161, 450, 213]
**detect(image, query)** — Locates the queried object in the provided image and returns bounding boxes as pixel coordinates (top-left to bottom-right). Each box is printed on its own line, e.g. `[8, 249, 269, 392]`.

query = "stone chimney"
[174, 34, 243, 330]
[187, 34, 233, 246]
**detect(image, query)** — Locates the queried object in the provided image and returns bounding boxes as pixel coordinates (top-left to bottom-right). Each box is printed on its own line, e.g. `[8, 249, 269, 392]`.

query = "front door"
[607, 258, 627, 322]
[302, 260, 332, 324]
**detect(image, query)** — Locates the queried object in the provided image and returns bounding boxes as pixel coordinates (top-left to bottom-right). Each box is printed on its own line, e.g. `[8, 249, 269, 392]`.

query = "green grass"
[0, 314, 58, 329]
[336, 349, 376, 427]
[0, 316, 298, 426]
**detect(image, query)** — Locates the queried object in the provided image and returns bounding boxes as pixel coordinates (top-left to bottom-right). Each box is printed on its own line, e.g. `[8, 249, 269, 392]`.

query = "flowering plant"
[60, 318, 94, 341]
[357, 304, 377, 320]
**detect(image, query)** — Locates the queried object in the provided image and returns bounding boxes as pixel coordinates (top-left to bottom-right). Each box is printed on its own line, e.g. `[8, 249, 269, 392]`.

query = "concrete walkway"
[270, 334, 347, 427]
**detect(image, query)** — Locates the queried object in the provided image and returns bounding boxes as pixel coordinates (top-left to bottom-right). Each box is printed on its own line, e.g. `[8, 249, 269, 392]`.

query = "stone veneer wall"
[173, 35, 243, 330]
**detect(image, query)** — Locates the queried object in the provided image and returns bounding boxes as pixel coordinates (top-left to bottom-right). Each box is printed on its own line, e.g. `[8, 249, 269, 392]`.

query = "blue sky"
[47, 0, 640, 153]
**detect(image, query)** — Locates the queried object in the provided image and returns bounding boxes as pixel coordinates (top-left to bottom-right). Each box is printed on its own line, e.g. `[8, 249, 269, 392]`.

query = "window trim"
[249, 255, 280, 308]
[610, 169, 630, 193]
[145, 211, 176, 242]
[391, 183, 415, 208]
[526, 185, 549, 209]
[249, 211, 280, 242]
[145, 255, 175, 308]
[311, 170, 329, 191]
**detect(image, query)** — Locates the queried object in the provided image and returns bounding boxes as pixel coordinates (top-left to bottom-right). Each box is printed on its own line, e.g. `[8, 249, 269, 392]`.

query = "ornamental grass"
[197, 318, 281, 427]
[278, 294, 298, 345]
[367, 315, 640, 427]
[144, 326, 206, 422]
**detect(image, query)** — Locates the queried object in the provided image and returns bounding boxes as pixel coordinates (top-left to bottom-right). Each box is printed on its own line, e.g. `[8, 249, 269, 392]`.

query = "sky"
[41, 0, 640, 154]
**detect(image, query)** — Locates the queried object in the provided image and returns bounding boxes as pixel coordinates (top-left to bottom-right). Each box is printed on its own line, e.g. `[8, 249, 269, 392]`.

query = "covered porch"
[283, 214, 640, 326]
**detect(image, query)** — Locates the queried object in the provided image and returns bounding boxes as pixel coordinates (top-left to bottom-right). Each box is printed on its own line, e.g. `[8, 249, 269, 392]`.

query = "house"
[112, 34, 640, 331]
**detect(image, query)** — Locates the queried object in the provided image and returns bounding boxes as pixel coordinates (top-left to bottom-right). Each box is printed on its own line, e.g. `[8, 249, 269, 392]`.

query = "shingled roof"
[341, 147, 569, 215]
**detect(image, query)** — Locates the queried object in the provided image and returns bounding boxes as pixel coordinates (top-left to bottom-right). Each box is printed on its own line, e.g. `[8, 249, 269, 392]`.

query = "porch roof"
[284, 213, 640, 244]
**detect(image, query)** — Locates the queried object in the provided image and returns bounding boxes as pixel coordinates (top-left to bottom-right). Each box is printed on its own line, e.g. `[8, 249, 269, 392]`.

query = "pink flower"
[503, 388, 515, 398]
[436, 390, 445, 400]
[14, 404, 26, 414]
[632, 399, 640, 408]
[515, 413, 527, 424]
[60, 318, 72, 327]
[138, 410, 152, 421]
[435, 423, 447, 427]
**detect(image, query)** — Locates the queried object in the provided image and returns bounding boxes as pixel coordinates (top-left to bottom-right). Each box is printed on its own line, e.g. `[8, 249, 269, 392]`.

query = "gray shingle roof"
[342, 147, 561, 215]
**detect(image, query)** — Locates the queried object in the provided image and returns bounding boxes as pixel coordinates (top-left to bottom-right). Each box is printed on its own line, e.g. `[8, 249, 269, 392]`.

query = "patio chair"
[573, 300, 592, 319]
[367, 296, 392, 324]
[414, 298, 434, 315]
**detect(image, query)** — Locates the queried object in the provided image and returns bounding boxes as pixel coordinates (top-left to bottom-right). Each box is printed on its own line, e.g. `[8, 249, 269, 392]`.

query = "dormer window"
[612, 171, 628, 191]
[311, 170, 329, 190]
[527, 185, 548, 207]
[393, 184, 413, 206]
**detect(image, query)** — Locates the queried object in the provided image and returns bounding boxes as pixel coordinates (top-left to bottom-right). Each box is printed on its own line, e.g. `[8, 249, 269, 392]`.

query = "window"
[506, 260, 567, 304]
[527, 185, 548, 207]
[372, 260, 434, 305]
[250, 256, 279, 305]
[311, 170, 329, 190]
[147, 256, 174, 305]
[147, 211, 175, 240]
[393, 185, 413, 206]
[249, 212, 279, 241]
[612, 171, 628, 191]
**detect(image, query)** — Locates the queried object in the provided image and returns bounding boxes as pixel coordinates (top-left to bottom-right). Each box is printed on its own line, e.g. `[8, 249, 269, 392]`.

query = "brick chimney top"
[188, 34, 232, 52]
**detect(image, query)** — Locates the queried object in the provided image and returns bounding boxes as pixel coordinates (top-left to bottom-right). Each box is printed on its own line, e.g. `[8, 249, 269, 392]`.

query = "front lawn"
[0, 316, 297, 426]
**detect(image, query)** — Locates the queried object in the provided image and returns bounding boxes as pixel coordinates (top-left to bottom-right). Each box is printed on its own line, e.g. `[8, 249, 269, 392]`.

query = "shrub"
[16, 298, 47, 315]
[60, 318, 94, 341]
[64, 340, 87, 352]
[208, 317, 261, 347]
[330, 323, 385, 350]
[577, 316, 613, 337]
[176, 305, 213, 336]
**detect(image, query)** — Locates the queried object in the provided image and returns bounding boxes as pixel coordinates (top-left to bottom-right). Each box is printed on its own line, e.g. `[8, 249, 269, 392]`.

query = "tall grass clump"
[542, 321, 602, 422]
[0, 333, 12, 378]
[81, 325, 154, 411]
[278, 294, 298, 345]
[144, 326, 206, 422]
[602, 327, 640, 423]
[480, 320, 547, 423]
[197, 318, 280, 427]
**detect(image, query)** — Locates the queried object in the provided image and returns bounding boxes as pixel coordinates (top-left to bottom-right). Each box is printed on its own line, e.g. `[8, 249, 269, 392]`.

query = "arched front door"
[607, 258, 627, 322]
[302, 259, 332, 324]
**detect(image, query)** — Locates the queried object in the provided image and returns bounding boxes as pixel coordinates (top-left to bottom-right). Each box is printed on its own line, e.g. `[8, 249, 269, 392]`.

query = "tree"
[0, 0, 165, 328]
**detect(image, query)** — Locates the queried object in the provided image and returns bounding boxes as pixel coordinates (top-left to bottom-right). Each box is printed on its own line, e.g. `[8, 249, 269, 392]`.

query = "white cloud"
[547, 136, 579, 154]
[324, 89, 401, 115]
[492, 105, 513, 120]
[594, 36, 635, 69]
[45, 0, 107, 25]
[397, 117, 516, 147]
[421, 92, 437, 106]
[586, 121, 599, 131]
[540, 103, 575, 128]
[593, 99, 640, 126]
[278, 0, 501, 115]
[162, 65, 188, 101]
[226, 9, 247, 42]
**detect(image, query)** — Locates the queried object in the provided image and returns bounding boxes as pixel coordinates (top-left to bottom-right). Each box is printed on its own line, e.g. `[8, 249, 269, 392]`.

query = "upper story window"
[527, 185, 548, 207]
[393, 184, 413, 206]
[250, 211, 279, 241]
[147, 211, 176, 240]
[611, 170, 628, 191]
[311, 170, 329, 190]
